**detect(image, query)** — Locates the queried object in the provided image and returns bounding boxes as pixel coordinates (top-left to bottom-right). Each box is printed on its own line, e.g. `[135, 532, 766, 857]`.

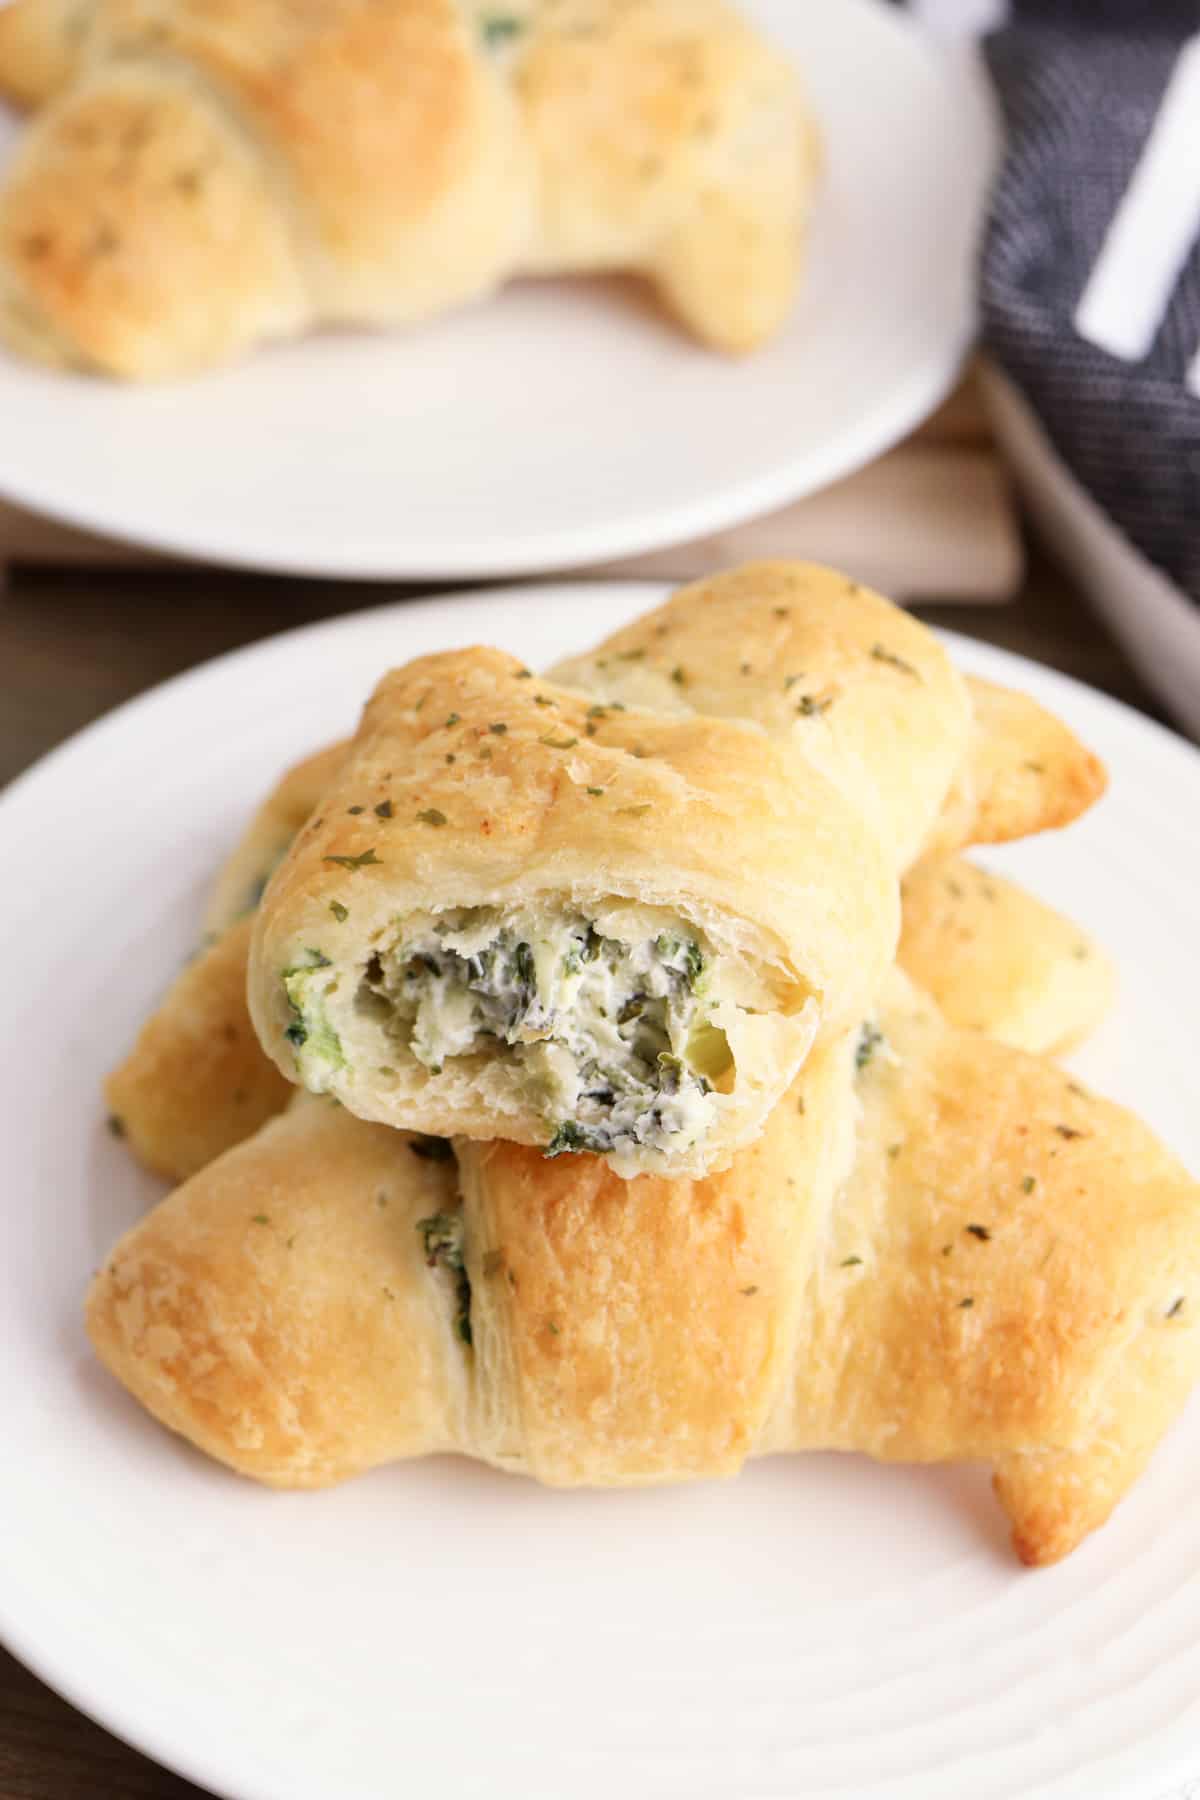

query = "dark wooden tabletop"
[0, 535, 1175, 1800]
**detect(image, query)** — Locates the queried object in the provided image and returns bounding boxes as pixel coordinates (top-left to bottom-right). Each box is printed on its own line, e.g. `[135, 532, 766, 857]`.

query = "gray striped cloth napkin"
[981, 0, 1200, 606]
[902, 0, 1200, 732]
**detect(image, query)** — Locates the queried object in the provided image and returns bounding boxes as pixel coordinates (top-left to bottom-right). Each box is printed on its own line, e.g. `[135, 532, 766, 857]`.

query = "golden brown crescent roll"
[248, 642, 896, 1177]
[90, 1097, 470, 1485]
[248, 568, 986, 1175]
[105, 567, 1107, 1183]
[205, 682, 1104, 946]
[897, 853, 1116, 1055]
[992, 1341, 1192, 1569]
[208, 568, 1104, 943]
[550, 562, 973, 874]
[756, 973, 1200, 1548]
[87, 1049, 856, 1489]
[87, 971, 1200, 1563]
[0, 0, 817, 378]
[238, 566, 1108, 1178]
[0, 0, 79, 106]
[459, 1032, 858, 1485]
[933, 675, 1108, 853]
[550, 564, 1106, 865]
[198, 676, 1103, 914]
[103, 916, 293, 1182]
[100, 744, 348, 1187]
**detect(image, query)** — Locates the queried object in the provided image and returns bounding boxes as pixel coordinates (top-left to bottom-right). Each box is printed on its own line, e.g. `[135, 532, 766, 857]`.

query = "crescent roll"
[0, 0, 79, 107]
[87, 971, 1200, 1564]
[550, 562, 973, 874]
[898, 853, 1116, 1055]
[104, 915, 292, 1182]
[213, 633, 1108, 957]
[550, 564, 1106, 868]
[929, 674, 1110, 854]
[104, 565, 1108, 1182]
[248, 643, 896, 1178]
[244, 568, 985, 1174]
[0, 0, 818, 378]
[206, 570, 1104, 949]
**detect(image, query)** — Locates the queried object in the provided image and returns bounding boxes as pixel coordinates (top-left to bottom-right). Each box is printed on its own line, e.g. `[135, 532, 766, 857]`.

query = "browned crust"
[104, 916, 292, 1183]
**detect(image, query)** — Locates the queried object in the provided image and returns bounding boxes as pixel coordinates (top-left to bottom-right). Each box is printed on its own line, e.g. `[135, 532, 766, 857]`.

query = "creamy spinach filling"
[283, 952, 346, 1083]
[357, 908, 733, 1157]
[416, 1208, 472, 1347]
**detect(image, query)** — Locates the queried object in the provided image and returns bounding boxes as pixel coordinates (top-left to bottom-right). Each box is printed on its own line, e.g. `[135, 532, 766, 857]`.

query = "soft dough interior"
[283, 900, 794, 1164]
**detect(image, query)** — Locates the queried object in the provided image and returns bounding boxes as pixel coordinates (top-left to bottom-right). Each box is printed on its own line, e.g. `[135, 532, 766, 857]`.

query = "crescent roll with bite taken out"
[247, 569, 983, 1176]
[248, 644, 896, 1179]
[107, 565, 1109, 1182]
[88, 971, 1200, 1564]
[0, 0, 818, 378]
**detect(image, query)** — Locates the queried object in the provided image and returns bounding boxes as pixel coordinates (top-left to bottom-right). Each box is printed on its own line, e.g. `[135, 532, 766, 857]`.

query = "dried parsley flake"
[870, 643, 921, 679]
[323, 849, 381, 870]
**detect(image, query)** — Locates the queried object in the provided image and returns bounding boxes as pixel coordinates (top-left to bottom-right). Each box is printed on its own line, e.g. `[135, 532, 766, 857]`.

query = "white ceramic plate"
[4, 583, 1200, 1800]
[0, 0, 993, 578]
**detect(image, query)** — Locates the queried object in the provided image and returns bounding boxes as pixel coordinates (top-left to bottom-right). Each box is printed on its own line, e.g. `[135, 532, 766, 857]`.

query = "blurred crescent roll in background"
[0, 0, 819, 377]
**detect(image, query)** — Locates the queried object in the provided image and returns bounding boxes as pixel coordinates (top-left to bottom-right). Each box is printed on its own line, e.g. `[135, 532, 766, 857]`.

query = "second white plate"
[2, 583, 1200, 1800]
[0, 0, 993, 577]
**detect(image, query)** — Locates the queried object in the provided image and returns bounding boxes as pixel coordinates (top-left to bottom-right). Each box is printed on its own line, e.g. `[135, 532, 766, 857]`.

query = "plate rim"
[0, 334, 973, 583]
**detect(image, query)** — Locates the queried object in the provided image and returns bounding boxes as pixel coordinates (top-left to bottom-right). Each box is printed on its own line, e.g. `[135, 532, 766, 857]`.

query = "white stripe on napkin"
[1074, 33, 1200, 364]
[909, 0, 1009, 39]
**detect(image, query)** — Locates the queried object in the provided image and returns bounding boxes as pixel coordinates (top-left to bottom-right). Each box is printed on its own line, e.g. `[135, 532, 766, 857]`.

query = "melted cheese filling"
[358, 906, 734, 1156]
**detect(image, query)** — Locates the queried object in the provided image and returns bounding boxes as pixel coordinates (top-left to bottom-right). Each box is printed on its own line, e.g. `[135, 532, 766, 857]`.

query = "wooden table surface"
[0, 540, 1174, 1800]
